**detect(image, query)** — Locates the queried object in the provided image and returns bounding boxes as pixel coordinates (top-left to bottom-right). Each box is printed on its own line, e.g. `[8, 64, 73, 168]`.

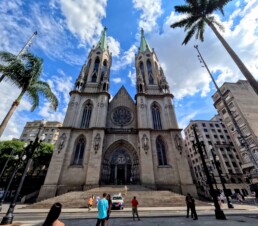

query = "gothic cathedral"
[38, 28, 196, 200]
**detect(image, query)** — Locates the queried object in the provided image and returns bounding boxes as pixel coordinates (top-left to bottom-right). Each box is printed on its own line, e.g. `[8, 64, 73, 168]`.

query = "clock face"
[111, 106, 133, 126]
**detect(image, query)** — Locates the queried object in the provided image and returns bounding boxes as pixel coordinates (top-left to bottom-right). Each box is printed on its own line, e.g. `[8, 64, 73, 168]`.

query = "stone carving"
[111, 106, 132, 126]
[174, 134, 182, 155]
[142, 134, 149, 154]
[58, 133, 67, 153]
[94, 133, 101, 153]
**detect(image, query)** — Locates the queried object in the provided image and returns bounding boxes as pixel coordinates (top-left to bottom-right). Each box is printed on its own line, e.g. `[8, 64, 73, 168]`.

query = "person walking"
[105, 194, 112, 226]
[185, 193, 192, 218]
[88, 195, 94, 211]
[124, 185, 128, 196]
[131, 196, 140, 221]
[190, 196, 198, 220]
[42, 202, 65, 226]
[96, 193, 108, 226]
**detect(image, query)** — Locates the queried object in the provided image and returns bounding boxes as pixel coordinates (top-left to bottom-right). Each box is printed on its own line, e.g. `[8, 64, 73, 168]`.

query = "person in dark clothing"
[190, 196, 198, 220]
[185, 193, 193, 218]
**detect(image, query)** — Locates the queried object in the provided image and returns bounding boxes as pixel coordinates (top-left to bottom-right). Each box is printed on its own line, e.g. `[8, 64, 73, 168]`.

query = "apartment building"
[20, 120, 62, 144]
[184, 115, 248, 199]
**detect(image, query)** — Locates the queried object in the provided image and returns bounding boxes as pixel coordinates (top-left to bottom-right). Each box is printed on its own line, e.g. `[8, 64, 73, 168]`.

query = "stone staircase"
[29, 185, 209, 208]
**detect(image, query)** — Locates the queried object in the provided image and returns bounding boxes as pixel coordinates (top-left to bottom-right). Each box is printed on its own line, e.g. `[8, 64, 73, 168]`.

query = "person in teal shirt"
[96, 193, 108, 226]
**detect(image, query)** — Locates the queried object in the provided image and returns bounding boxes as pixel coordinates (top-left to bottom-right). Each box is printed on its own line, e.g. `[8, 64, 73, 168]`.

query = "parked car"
[111, 194, 124, 210]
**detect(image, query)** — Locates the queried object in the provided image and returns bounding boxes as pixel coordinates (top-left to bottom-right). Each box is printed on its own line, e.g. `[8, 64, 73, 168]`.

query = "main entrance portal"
[101, 142, 140, 185]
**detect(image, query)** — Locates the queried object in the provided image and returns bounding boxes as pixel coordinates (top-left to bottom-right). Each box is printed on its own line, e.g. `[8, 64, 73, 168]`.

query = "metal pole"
[17, 31, 37, 58]
[1, 126, 42, 224]
[194, 45, 258, 171]
[210, 146, 234, 208]
[191, 124, 226, 220]
[0, 149, 15, 180]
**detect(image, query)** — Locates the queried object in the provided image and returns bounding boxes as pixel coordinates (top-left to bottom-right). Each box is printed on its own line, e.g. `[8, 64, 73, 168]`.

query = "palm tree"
[0, 52, 58, 138]
[170, 0, 258, 95]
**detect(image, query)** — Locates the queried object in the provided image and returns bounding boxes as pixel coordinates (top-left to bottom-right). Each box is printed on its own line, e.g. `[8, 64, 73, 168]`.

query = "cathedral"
[38, 28, 196, 200]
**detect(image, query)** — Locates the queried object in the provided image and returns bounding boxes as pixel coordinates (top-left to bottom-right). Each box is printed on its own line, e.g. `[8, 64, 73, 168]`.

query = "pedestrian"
[105, 194, 112, 226]
[237, 193, 243, 204]
[88, 195, 94, 211]
[42, 202, 65, 226]
[185, 193, 192, 218]
[95, 195, 100, 208]
[131, 196, 140, 221]
[124, 185, 128, 196]
[190, 196, 198, 220]
[96, 193, 108, 226]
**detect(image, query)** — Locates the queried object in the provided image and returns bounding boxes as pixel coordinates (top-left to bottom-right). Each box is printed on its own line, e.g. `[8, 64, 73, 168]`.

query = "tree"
[0, 52, 58, 137]
[170, 0, 258, 95]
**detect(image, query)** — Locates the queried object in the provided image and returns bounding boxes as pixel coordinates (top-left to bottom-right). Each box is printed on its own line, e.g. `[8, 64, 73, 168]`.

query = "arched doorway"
[101, 140, 140, 185]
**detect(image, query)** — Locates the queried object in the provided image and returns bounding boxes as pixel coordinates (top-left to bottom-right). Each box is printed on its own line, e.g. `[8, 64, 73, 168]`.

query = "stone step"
[29, 186, 209, 208]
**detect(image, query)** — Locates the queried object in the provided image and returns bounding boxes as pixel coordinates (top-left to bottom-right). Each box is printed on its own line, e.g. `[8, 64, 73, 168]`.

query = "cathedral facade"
[38, 28, 196, 200]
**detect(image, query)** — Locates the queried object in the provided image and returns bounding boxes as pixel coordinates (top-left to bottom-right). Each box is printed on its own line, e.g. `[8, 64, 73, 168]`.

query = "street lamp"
[1, 126, 45, 224]
[209, 145, 234, 209]
[0, 149, 16, 180]
[191, 124, 226, 220]
[193, 45, 258, 171]
[0, 145, 27, 212]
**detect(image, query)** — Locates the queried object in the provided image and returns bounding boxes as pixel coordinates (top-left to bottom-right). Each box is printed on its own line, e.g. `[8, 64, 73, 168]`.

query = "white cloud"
[60, 0, 107, 43]
[112, 44, 138, 71]
[107, 36, 120, 57]
[112, 78, 122, 84]
[128, 70, 136, 86]
[147, 1, 258, 99]
[132, 0, 163, 32]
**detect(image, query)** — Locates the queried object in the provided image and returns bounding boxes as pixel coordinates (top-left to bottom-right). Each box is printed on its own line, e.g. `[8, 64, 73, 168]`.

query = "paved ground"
[60, 215, 258, 226]
[0, 202, 258, 226]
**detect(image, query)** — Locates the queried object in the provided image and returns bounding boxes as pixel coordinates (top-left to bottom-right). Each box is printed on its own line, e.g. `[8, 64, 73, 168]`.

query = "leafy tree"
[170, 0, 258, 95]
[0, 52, 58, 137]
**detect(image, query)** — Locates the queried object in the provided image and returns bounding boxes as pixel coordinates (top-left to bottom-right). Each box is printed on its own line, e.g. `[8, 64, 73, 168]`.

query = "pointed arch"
[81, 100, 93, 128]
[85, 59, 91, 78]
[147, 59, 154, 84]
[91, 57, 100, 82]
[72, 135, 86, 165]
[156, 136, 168, 165]
[139, 61, 145, 79]
[151, 102, 162, 129]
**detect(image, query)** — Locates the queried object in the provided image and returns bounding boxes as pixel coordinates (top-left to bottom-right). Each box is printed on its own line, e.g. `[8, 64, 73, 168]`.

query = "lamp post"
[0, 149, 27, 212]
[194, 45, 258, 171]
[191, 124, 226, 220]
[0, 149, 16, 180]
[1, 126, 45, 224]
[209, 145, 234, 209]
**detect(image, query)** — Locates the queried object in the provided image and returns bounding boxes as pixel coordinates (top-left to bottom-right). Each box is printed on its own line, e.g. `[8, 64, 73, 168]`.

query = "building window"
[151, 103, 162, 129]
[210, 123, 214, 127]
[72, 136, 86, 165]
[81, 102, 93, 128]
[139, 61, 145, 78]
[147, 59, 154, 84]
[204, 129, 208, 132]
[202, 123, 206, 127]
[91, 57, 100, 82]
[156, 136, 168, 165]
[206, 134, 210, 138]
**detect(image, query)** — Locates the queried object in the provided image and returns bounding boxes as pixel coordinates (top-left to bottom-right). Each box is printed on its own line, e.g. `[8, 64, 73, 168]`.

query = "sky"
[0, 0, 258, 140]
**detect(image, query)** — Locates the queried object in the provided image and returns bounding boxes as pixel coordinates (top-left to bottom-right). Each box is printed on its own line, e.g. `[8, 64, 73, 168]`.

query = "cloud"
[107, 36, 120, 57]
[132, 0, 163, 32]
[128, 70, 136, 86]
[112, 78, 122, 84]
[112, 44, 138, 71]
[147, 1, 258, 99]
[60, 0, 107, 44]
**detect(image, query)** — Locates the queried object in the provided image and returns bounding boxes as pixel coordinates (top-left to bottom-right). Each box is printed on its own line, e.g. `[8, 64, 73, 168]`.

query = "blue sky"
[0, 0, 258, 140]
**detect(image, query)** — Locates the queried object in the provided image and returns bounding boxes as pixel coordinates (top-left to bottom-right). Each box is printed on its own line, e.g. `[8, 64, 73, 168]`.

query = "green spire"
[140, 28, 151, 52]
[96, 27, 108, 51]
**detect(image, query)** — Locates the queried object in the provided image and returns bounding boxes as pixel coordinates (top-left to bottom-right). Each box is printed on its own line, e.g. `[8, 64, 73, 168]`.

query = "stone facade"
[38, 29, 196, 201]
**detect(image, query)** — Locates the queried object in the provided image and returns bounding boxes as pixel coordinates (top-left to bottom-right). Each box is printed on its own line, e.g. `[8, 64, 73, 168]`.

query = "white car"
[111, 195, 124, 210]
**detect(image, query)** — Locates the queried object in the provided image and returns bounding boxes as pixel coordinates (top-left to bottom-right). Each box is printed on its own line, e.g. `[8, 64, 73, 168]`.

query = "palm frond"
[26, 87, 39, 111]
[28, 81, 58, 111]
[171, 16, 194, 28]
[195, 20, 205, 41]
[182, 23, 199, 45]
[174, 5, 193, 14]
[207, 16, 224, 32]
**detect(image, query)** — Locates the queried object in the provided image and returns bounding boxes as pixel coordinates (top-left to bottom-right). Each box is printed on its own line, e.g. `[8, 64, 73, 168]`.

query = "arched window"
[156, 136, 167, 165]
[139, 61, 145, 78]
[91, 57, 100, 82]
[81, 102, 93, 128]
[147, 59, 154, 84]
[151, 103, 162, 129]
[85, 59, 91, 78]
[72, 136, 85, 165]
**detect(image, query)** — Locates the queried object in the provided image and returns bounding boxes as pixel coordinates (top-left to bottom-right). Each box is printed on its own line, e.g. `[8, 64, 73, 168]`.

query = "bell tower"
[74, 27, 112, 93]
[135, 29, 169, 95]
